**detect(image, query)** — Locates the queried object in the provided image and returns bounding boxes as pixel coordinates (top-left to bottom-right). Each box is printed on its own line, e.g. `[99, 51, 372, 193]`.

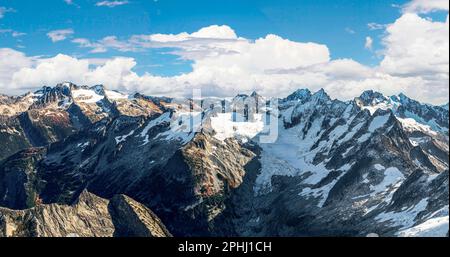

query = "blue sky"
[1, 0, 414, 74]
[0, 0, 448, 104]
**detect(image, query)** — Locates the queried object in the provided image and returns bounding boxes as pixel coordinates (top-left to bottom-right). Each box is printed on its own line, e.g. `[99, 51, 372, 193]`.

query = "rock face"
[108, 194, 172, 237]
[0, 83, 165, 161]
[0, 148, 46, 209]
[0, 83, 448, 237]
[0, 191, 171, 237]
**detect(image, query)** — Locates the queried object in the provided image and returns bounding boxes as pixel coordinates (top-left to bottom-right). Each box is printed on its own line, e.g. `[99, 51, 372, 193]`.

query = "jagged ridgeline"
[0, 83, 448, 237]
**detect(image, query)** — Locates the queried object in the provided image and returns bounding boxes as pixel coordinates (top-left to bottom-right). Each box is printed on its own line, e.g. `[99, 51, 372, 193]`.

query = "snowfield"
[72, 88, 104, 103]
[211, 113, 265, 142]
[398, 216, 449, 237]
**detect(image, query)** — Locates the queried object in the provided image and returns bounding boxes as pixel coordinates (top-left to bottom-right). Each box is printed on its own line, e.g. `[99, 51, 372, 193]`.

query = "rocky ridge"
[0, 190, 171, 237]
[0, 83, 448, 237]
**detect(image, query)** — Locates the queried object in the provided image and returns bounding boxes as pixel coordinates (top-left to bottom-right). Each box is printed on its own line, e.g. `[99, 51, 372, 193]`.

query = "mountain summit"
[0, 83, 448, 237]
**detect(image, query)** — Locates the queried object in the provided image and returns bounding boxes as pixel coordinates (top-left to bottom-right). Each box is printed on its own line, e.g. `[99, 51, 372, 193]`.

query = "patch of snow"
[342, 104, 353, 119]
[105, 90, 129, 100]
[0, 127, 20, 135]
[338, 121, 364, 144]
[359, 167, 405, 213]
[398, 216, 449, 237]
[59, 97, 72, 108]
[357, 133, 371, 143]
[361, 101, 397, 115]
[281, 106, 295, 124]
[374, 164, 385, 171]
[362, 173, 370, 184]
[139, 112, 171, 146]
[255, 150, 302, 194]
[115, 130, 135, 144]
[375, 198, 429, 229]
[368, 114, 390, 132]
[370, 167, 404, 196]
[255, 116, 330, 194]
[72, 89, 104, 103]
[302, 162, 332, 185]
[339, 163, 354, 172]
[425, 205, 449, 220]
[364, 203, 382, 214]
[210, 113, 265, 141]
[398, 117, 437, 136]
[183, 198, 204, 211]
[76, 142, 89, 150]
[300, 163, 354, 208]
[427, 173, 439, 183]
[140, 113, 171, 138]
[328, 124, 349, 143]
[157, 111, 203, 144]
[342, 146, 354, 157]
[403, 111, 447, 134]
[408, 137, 429, 147]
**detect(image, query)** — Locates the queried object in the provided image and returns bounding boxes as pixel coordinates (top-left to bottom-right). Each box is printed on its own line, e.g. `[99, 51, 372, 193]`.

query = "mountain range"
[0, 82, 448, 237]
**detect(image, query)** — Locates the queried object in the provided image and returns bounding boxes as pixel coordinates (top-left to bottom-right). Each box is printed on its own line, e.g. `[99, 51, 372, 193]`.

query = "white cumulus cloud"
[1, 11, 449, 105]
[95, 1, 129, 8]
[403, 0, 449, 13]
[47, 29, 74, 42]
[0, 48, 33, 92]
[380, 13, 449, 77]
[11, 54, 90, 88]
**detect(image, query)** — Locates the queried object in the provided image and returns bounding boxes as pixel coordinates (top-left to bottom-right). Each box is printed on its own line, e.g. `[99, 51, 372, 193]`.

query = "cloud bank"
[403, 0, 449, 13]
[0, 3, 448, 105]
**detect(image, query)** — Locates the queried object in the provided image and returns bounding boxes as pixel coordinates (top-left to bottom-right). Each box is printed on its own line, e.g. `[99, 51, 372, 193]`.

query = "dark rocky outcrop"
[0, 191, 171, 237]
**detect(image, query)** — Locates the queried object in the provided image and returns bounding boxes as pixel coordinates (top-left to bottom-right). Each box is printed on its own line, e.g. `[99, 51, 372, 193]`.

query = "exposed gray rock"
[0, 84, 448, 237]
[0, 190, 171, 237]
[108, 194, 172, 237]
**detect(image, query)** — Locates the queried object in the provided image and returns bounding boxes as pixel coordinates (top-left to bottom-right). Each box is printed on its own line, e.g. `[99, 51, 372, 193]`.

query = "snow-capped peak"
[355, 91, 448, 134]
[90, 84, 106, 96]
[311, 88, 330, 102]
[284, 88, 312, 102]
[250, 91, 260, 98]
[441, 103, 449, 111]
[359, 90, 388, 105]
[398, 93, 412, 104]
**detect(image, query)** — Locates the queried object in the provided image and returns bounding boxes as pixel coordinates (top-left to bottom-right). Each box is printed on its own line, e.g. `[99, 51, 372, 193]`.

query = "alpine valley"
[0, 82, 448, 237]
